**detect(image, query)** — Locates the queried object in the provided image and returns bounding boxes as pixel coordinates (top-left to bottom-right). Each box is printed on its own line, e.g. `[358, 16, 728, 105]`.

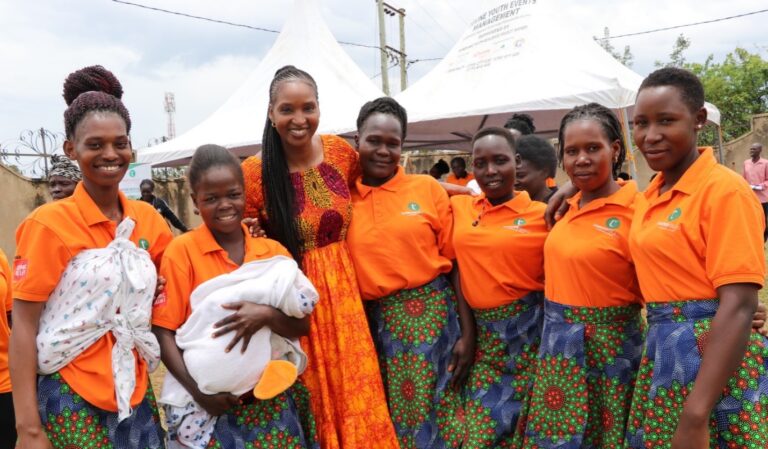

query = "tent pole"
[620, 108, 637, 180]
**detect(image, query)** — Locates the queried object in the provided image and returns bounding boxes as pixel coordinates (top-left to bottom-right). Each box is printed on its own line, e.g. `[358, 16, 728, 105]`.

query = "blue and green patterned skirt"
[37, 372, 165, 448]
[625, 299, 768, 449]
[203, 382, 319, 449]
[522, 300, 644, 449]
[433, 291, 543, 449]
[366, 274, 463, 449]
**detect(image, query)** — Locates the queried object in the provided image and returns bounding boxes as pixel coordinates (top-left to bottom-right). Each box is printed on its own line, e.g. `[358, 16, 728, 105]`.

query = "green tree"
[594, 27, 633, 67]
[685, 48, 768, 141]
[655, 34, 691, 68]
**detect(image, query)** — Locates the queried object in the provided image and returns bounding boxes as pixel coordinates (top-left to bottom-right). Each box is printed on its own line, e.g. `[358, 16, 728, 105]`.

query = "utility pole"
[377, 1, 408, 94]
[396, 8, 407, 91]
[376, 0, 390, 95]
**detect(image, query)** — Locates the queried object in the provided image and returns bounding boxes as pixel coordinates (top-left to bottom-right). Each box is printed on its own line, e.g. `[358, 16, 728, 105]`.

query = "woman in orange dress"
[241, 65, 398, 449]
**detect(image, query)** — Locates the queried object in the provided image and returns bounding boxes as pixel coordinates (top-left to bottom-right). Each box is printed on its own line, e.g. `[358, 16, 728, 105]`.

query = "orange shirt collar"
[566, 180, 638, 213]
[72, 182, 136, 227]
[191, 223, 269, 257]
[355, 166, 406, 198]
[644, 147, 716, 199]
[473, 190, 533, 213]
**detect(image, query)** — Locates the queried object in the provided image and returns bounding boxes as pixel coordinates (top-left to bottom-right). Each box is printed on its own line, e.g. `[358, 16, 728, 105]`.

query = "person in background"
[0, 249, 14, 449]
[515, 135, 558, 203]
[47, 154, 81, 200]
[140, 178, 189, 233]
[504, 112, 535, 138]
[446, 157, 475, 187]
[429, 159, 450, 181]
[742, 142, 768, 241]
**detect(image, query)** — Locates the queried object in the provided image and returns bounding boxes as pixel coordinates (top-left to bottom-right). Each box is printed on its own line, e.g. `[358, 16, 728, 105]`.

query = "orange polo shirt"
[152, 224, 292, 331]
[451, 191, 547, 309]
[0, 250, 12, 393]
[13, 182, 173, 411]
[446, 172, 475, 187]
[629, 148, 765, 303]
[544, 182, 642, 308]
[348, 167, 454, 300]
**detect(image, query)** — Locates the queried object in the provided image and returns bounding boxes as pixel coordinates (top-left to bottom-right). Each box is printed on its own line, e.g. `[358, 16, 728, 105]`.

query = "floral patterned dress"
[242, 135, 399, 449]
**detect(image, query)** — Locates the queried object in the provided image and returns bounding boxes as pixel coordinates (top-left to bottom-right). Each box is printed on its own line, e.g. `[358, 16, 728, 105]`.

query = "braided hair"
[557, 103, 627, 177]
[261, 65, 319, 265]
[504, 113, 535, 135]
[356, 97, 408, 139]
[62, 65, 130, 139]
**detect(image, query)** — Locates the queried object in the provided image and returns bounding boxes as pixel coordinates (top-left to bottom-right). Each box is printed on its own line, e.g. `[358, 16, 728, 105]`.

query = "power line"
[405, 16, 452, 53]
[604, 8, 768, 40]
[370, 57, 441, 79]
[111, 0, 382, 50]
[443, 2, 469, 26]
[410, 0, 459, 50]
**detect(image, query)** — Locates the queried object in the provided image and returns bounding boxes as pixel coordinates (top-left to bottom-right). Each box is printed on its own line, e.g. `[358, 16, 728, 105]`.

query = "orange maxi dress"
[242, 135, 399, 449]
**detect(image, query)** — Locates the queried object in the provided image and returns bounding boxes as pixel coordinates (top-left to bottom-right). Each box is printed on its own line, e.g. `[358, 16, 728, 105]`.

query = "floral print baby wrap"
[36, 217, 160, 421]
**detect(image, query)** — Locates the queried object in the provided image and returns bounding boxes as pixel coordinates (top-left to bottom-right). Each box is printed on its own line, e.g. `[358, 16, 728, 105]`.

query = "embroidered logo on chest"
[592, 217, 621, 238]
[503, 218, 529, 233]
[401, 201, 423, 216]
[656, 207, 681, 232]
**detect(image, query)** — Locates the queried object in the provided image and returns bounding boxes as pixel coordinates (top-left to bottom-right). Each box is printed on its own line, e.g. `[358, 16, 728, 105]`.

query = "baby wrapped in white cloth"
[159, 256, 318, 449]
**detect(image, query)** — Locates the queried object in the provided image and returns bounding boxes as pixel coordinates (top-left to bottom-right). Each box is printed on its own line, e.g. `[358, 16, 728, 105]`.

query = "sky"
[0, 0, 766, 176]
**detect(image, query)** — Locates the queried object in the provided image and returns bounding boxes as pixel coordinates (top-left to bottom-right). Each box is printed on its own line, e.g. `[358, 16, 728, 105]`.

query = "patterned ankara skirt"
[37, 372, 164, 448]
[522, 300, 644, 449]
[366, 275, 463, 449]
[624, 299, 768, 449]
[434, 291, 544, 449]
[203, 382, 319, 449]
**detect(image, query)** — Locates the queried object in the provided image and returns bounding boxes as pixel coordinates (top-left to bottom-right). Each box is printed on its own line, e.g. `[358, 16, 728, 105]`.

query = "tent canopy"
[395, 0, 720, 150]
[138, 0, 384, 167]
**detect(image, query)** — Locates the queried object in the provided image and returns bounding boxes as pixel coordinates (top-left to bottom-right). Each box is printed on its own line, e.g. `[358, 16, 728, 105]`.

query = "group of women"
[1, 61, 767, 449]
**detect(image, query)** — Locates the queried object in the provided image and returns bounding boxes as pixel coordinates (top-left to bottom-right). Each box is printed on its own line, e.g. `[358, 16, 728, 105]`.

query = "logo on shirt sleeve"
[153, 291, 167, 307]
[13, 258, 29, 282]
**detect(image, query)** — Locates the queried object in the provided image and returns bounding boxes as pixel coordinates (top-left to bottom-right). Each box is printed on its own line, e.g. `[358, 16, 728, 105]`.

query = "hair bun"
[274, 65, 298, 77]
[62, 65, 124, 106]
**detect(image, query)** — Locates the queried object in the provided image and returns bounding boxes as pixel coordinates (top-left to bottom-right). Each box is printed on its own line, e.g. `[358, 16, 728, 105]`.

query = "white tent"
[395, 0, 720, 150]
[138, 0, 384, 167]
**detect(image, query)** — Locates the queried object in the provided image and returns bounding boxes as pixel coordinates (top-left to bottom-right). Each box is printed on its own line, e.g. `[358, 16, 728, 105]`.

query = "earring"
[271, 122, 276, 128]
